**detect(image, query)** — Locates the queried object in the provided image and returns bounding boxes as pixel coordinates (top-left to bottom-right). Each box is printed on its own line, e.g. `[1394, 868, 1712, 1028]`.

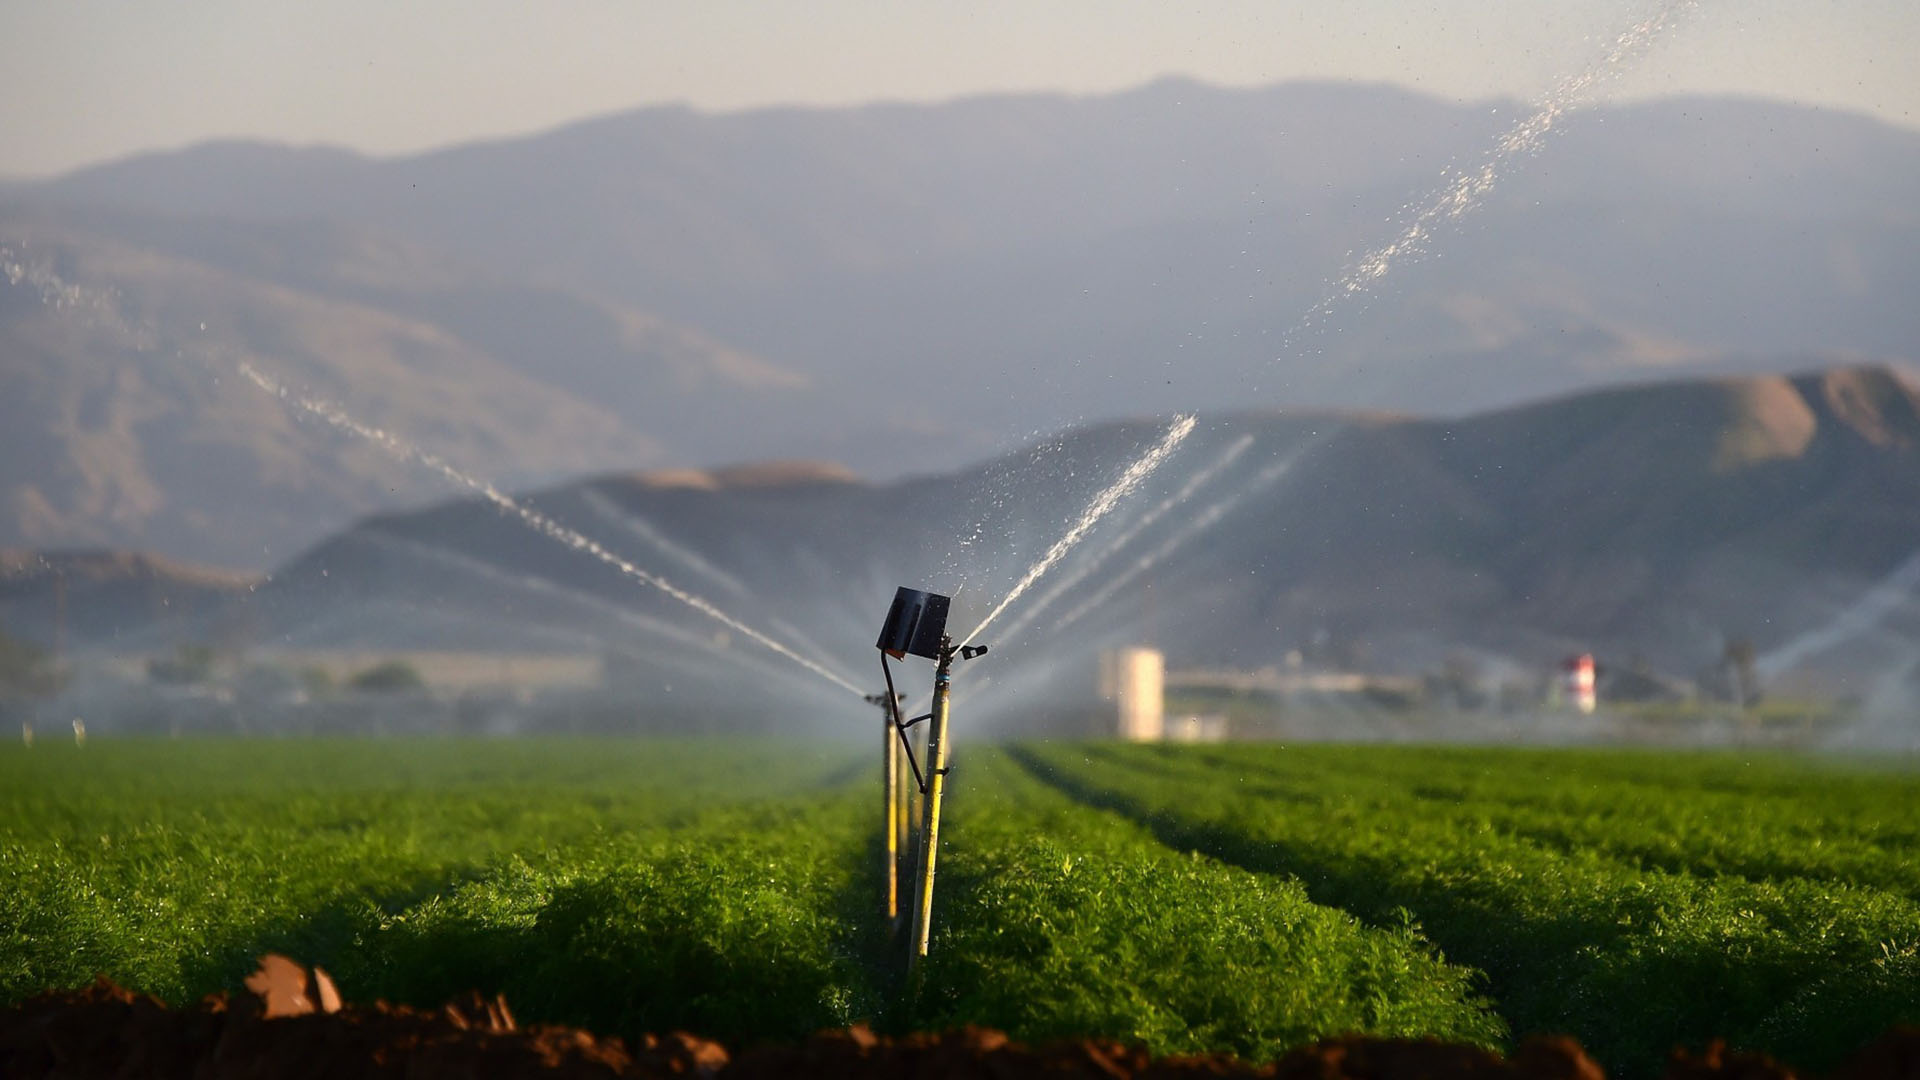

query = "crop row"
[328, 786, 886, 1041]
[1129, 742, 1920, 898]
[913, 747, 1504, 1059]
[4, 738, 1519, 1059]
[1018, 741, 1920, 1074]
[0, 739, 862, 1012]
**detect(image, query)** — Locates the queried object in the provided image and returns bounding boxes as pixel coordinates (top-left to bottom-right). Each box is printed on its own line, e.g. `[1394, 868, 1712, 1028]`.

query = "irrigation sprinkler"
[863, 689, 907, 924]
[874, 587, 988, 977]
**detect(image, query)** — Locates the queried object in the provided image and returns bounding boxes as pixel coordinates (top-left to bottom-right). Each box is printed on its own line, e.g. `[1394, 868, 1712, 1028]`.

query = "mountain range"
[8, 366, 1913, 732]
[3, 79, 1916, 569]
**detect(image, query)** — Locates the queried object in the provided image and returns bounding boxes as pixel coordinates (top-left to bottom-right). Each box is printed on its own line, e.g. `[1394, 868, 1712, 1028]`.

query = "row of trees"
[0, 628, 63, 704]
[144, 644, 425, 696]
[0, 624, 426, 708]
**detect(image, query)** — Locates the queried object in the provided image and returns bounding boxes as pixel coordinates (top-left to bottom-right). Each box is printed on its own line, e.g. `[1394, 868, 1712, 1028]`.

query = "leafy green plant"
[334, 795, 885, 1043]
[5, 735, 1915, 1072]
[0, 739, 861, 1009]
[914, 750, 1504, 1058]
[1021, 741, 1920, 1073]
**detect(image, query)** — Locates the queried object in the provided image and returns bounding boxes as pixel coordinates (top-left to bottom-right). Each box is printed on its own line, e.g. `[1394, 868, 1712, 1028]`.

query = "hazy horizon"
[3, 0, 1916, 178]
[13, 76, 1918, 187]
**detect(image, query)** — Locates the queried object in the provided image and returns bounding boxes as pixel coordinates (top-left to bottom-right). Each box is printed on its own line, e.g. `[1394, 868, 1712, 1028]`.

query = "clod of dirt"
[1510, 1037, 1607, 1080]
[0, 957, 721, 1079]
[4, 959, 1917, 1079]
[1273, 1035, 1543, 1080]
[243, 953, 342, 1018]
[1663, 1038, 1798, 1080]
[726, 1024, 1183, 1080]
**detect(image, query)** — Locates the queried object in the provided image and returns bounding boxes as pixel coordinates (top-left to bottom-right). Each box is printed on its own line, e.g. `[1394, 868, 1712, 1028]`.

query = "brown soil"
[3, 957, 1915, 1080]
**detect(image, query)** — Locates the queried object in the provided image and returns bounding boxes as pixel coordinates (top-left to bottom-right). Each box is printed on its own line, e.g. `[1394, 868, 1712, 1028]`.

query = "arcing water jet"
[970, 3, 1702, 662]
[1757, 548, 1920, 680]
[988, 433, 1255, 650]
[961, 414, 1197, 647]
[1052, 438, 1316, 634]
[238, 362, 866, 698]
[1285, 0, 1700, 347]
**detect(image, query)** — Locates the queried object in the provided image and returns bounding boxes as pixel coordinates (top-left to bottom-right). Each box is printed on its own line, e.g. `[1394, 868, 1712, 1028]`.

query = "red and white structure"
[1562, 653, 1597, 714]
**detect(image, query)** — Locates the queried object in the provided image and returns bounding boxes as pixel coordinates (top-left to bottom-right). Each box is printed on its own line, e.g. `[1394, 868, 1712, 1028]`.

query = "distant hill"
[0, 549, 259, 651]
[4, 80, 1916, 572]
[15, 81, 1919, 472]
[0, 210, 787, 567]
[38, 365, 1895, 725]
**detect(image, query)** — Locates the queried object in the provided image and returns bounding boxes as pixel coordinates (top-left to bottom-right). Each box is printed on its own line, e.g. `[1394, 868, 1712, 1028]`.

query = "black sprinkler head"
[876, 586, 951, 660]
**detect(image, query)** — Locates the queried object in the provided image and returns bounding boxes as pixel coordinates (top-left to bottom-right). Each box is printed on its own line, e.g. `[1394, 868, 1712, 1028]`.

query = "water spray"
[237, 362, 865, 699]
[1004, 2, 1700, 643]
[1053, 438, 1316, 633]
[579, 487, 849, 683]
[1757, 548, 1920, 680]
[359, 529, 784, 664]
[1282, 0, 1699, 349]
[1, 245, 107, 313]
[8, 0, 1709, 743]
[580, 488, 755, 599]
[874, 587, 988, 978]
[2, 248, 868, 703]
[990, 432, 1254, 649]
[963, 414, 1196, 646]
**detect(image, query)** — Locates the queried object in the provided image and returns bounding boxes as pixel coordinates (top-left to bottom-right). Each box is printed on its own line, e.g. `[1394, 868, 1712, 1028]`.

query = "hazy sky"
[3, 0, 1915, 177]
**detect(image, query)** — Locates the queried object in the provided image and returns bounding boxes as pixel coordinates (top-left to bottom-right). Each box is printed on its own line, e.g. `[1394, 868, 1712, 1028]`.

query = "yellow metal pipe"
[884, 705, 899, 921]
[907, 644, 954, 977]
[895, 739, 911, 853]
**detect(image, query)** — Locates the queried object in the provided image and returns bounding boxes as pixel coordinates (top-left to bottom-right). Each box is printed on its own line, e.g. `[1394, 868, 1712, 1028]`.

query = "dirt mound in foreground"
[4, 958, 1916, 1079]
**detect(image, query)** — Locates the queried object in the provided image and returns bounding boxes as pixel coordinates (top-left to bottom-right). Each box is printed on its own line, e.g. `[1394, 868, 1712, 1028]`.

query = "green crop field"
[3, 738, 1916, 1075]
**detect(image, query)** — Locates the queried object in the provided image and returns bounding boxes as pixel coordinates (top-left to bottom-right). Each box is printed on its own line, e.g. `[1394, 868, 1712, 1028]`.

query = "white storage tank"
[1100, 647, 1165, 741]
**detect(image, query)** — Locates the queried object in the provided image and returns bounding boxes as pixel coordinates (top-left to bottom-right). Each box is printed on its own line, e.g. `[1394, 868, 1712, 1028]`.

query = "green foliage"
[915, 751, 1505, 1057]
[0, 739, 861, 1015]
[3, 736, 1916, 1070]
[147, 644, 215, 686]
[334, 795, 884, 1043]
[0, 627, 62, 699]
[1020, 741, 1920, 1073]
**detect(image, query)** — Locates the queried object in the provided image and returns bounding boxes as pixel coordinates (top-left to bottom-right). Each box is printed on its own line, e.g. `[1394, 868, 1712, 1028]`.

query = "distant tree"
[0, 626, 63, 700]
[349, 660, 426, 694]
[1723, 638, 1762, 708]
[148, 644, 216, 686]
